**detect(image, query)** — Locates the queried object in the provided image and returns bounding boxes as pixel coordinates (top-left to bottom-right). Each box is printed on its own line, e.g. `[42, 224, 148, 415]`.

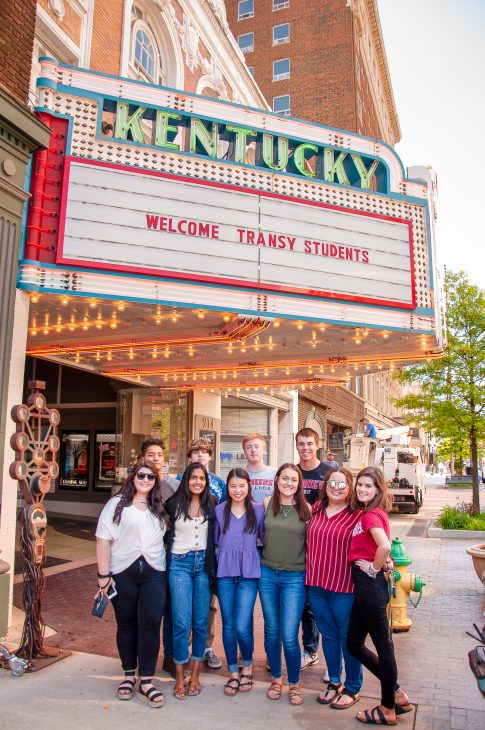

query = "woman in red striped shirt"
[306, 468, 363, 710]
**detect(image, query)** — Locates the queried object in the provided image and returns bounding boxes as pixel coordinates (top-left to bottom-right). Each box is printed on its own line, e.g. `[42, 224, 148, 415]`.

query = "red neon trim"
[56, 157, 418, 310]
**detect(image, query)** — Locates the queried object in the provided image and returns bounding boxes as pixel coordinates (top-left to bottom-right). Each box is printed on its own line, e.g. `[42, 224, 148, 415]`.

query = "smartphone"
[106, 583, 117, 600]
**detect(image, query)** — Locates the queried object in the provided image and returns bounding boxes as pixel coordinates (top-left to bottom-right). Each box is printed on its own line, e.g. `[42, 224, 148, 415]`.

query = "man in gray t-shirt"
[242, 433, 276, 503]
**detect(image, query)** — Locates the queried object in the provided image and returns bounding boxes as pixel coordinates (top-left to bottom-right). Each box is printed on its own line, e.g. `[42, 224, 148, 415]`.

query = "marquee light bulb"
[117, 302, 126, 312]
[89, 299, 97, 309]
[273, 320, 280, 328]
[30, 293, 40, 304]
[61, 296, 69, 307]
[222, 313, 231, 323]
[296, 322, 304, 330]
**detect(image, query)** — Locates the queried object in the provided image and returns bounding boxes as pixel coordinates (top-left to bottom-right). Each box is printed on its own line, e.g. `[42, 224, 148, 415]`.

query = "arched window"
[134, 27, 156, 80]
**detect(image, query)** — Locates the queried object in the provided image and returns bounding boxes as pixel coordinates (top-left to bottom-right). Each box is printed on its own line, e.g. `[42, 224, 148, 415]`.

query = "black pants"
[111, 556, 167, 677]
[301, 599, 319, 654]
[347, 565, 398, 709]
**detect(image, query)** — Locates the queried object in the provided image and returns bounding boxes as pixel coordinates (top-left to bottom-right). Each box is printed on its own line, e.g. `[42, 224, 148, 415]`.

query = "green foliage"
[437, 505, 485, 531]
[396, 270, 485, 512]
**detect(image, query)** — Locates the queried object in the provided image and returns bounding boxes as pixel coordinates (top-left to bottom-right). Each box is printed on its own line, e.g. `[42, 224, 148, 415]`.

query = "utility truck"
[343, 426, 425, 514]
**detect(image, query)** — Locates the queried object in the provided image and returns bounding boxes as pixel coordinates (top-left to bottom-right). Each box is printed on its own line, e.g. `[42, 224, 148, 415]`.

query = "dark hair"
[223, 468, 257, 534]
[317, 468, 355, 511]
[351, 466, 393, 513]
[173, 462, 213, 522]
[113, 458, 169, 527]
[186, 437, 213, 458]
[295, 427, 320, 445]
[272, 463, 309, 521]
[140, 437, 165, 455]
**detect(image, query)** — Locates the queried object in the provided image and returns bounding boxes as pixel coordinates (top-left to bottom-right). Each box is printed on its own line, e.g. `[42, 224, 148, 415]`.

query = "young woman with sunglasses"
[347, 467, 413, 725]
[214, 468, 265, 697]
[259, 463, 312, 706]
[306, 469, 363, 710]
[95, 458, 169, 707]
[164, 462, 217, 700]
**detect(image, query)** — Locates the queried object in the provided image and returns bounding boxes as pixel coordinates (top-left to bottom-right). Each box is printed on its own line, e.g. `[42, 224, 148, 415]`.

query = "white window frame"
[273, 0, 290, 10]
[273, 58, 290, 81]
[238, 0, 254, 21]
[131, 19, 160, 84]
[273, 94, 290, 116]
[273, 23, 290, 45]
[238, 32, 254, 54]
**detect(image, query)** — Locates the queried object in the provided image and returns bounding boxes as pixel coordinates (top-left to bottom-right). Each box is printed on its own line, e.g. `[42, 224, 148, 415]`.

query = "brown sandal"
[173, 680, 188, 700]
[187, 677, 201, 696]
[239, 673, 253, 693]
[266, 680, 282, 700]
[289, 685, 304, 706]
[223, 677, 240, 696]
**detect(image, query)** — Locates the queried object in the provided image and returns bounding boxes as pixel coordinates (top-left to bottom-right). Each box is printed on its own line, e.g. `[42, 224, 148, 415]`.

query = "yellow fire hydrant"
[389, 537, 425, 632]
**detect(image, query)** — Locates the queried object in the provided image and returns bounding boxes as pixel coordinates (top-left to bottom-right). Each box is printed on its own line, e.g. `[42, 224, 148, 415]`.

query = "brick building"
[226, 0, 407, 447]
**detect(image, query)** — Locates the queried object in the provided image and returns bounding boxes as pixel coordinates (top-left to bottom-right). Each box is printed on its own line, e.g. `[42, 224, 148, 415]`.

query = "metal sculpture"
[9, 380, 60, 667]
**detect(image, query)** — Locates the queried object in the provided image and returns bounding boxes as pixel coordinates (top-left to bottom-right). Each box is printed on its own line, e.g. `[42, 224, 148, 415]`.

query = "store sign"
[109, 101, 386, 192]
[58, 158, 415, 308]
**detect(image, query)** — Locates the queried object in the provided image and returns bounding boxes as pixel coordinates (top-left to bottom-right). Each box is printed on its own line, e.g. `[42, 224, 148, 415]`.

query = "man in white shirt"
[242, 433, 276, 503]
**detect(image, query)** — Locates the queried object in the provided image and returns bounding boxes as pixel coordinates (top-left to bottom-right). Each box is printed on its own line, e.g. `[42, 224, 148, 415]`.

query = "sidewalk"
[2, 478, 484, 728]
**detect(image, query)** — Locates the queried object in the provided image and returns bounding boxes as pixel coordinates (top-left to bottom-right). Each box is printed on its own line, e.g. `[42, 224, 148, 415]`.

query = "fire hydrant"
[389, 537, 425, 632]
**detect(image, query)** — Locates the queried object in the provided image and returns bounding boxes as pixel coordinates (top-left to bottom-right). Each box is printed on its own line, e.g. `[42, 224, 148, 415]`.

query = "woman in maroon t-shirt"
[347, 467, 413, 725]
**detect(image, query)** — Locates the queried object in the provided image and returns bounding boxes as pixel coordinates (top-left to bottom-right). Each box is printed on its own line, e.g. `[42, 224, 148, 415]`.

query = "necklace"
[280, 504, 294, 519]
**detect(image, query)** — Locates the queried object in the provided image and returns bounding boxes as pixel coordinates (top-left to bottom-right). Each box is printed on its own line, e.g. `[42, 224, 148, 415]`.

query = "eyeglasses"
[136, 472, 156, 482]
[327, 480, 347, 491]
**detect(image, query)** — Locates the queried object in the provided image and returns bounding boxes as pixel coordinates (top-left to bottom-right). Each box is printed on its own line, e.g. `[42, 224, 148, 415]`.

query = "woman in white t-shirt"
[96, 458, 169, 708]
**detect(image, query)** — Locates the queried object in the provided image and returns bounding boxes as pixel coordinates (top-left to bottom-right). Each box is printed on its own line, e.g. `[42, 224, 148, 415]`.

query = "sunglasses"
[136, 472, 156, 482]
[327, 480, 347, 491]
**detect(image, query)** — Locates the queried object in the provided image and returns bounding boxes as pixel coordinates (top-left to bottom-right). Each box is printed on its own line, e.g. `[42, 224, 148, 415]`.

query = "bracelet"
[98, 579, 111, 590]
[367, 563, 378, 579]
[97, 571, 112, 579]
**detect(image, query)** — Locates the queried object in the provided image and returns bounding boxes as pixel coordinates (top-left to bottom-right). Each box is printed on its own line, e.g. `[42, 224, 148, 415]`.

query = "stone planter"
[466, 543, 485, 585]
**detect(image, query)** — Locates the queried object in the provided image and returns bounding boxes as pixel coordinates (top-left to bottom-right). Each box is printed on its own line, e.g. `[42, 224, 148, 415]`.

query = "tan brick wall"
[38, 0, 82, 46]
[0, 0, 37, 106]
[298, 385, 365, 447]
[90, 0, 123, 75]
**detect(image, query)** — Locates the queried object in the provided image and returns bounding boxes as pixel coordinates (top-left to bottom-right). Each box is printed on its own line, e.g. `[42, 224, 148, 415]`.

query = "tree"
[396, 270, 485, 512]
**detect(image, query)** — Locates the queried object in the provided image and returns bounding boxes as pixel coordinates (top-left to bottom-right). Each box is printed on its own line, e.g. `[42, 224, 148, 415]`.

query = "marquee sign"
[58, 157, 414, 308]
[24, 60, 439, 335]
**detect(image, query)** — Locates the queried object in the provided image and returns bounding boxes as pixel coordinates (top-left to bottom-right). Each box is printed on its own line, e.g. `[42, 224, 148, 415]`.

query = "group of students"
[95, 428, 412, 725]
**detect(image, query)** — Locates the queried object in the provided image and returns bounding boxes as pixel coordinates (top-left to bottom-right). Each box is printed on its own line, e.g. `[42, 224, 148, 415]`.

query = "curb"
[427, 523, 485, 539]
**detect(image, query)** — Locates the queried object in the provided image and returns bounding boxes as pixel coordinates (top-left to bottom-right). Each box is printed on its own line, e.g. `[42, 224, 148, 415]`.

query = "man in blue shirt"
[177, 437, 226, 670]
[360, 417, 377, 438]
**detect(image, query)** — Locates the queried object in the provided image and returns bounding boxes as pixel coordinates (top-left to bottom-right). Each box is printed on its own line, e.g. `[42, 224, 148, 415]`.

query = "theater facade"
[12, 58, 442, 515]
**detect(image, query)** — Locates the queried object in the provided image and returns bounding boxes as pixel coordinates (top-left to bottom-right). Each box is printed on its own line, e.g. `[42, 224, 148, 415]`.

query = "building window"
[238, 32, 254, 53]
[273, 58, 290, 81]
[273, 94, 290, 115]
[273, 0, 289, 10]
[134, 27, 156, 80]
[238, 0, 254, 20]
[273, 23, 290, 45]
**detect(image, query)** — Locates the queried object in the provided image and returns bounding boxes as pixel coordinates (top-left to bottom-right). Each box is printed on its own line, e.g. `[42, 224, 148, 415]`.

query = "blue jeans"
[258, 564, 306, 685]
[169, 550, 211, 664]
[217, 576, 257, 672]
[308, 586, 363, 694]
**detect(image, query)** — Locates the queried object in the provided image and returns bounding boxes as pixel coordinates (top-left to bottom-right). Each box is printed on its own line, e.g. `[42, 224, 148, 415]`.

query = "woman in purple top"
[215, 468, 264, 697]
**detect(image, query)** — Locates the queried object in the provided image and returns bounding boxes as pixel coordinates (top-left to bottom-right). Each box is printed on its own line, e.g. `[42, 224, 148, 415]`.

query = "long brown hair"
[113, 458, 169, 527]
[272, 463, 309, 521]
[351, 466, 393, 513]
[317, 468, 355, 511]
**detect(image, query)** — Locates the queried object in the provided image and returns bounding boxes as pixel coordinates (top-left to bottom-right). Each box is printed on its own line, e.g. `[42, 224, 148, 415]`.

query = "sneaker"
[204, 647, 222, 669]
[300, 651, 319, 670]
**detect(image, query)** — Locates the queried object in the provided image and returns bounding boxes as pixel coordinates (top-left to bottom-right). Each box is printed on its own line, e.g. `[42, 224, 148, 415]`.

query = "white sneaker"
[300, 651, 319, 670]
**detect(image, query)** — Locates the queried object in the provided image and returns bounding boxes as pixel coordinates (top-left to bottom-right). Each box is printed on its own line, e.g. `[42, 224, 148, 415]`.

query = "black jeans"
[111, 555, 167, 677]
[347, 565, 398, 709]
[301, 598, 319, 654]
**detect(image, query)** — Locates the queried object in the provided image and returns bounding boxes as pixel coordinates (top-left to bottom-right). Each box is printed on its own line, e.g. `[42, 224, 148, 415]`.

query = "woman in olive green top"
[260, 463, 312, 706]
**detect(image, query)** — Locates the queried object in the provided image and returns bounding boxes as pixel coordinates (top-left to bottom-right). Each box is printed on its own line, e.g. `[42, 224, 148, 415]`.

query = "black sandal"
[317, 681, 342, 705]
[138, 680, 164, 708]
[330, 687, 360, 709]
[223, 677, 240, 696]
[357, 706, 397, 725]
[117, 671, 136, 700]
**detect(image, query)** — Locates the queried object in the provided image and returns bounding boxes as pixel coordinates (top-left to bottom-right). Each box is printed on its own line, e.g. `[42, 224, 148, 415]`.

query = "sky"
[377, 0, 485, 289]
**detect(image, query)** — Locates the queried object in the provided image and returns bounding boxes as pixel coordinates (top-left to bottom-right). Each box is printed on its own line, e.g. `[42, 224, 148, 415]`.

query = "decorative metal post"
[9, 380, 60, 668]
